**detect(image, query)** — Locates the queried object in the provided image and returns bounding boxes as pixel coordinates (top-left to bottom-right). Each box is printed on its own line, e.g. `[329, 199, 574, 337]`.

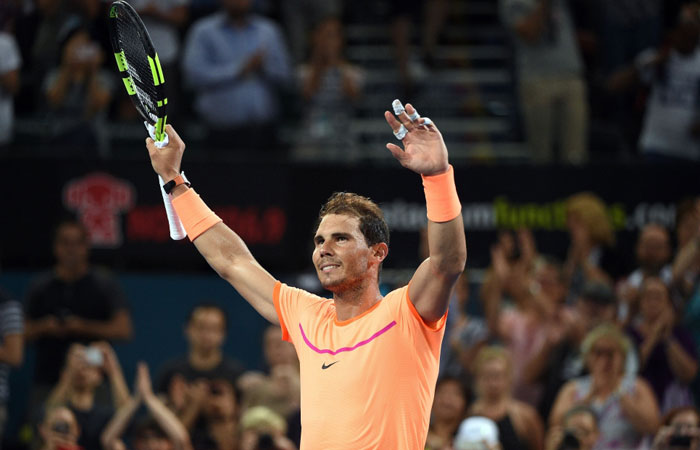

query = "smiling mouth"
[320, 264, 340, 273]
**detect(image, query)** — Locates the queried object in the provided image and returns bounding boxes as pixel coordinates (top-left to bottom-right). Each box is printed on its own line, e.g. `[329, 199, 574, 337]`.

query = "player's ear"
[372, 242, 388, 263]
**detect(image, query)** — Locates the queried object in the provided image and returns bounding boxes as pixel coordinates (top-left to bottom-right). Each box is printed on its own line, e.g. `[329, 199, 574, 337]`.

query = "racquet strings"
[113, 14, 160, 121]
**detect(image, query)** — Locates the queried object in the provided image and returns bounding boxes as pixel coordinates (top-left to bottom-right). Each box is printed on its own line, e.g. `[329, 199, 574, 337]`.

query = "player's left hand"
[384, 101, 449, 176]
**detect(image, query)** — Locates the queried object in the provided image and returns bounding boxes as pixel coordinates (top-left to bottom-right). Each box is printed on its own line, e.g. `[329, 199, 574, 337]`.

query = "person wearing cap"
[453, 416, 502, 450]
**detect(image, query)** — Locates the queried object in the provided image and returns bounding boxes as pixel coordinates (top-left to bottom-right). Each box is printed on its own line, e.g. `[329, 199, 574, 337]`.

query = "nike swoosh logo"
[321, 361, 339, 370]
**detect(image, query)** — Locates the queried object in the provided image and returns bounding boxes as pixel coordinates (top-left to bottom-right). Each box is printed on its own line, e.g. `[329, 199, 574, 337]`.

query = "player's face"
[312, 214, 373, 292]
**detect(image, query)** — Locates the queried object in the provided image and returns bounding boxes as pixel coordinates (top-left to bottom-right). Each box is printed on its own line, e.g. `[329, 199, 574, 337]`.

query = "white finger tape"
[392, 99, 405, 116]
[393, 124, 408, 140]
[408, 110, 420, 121]
[421, 117, 433, 126]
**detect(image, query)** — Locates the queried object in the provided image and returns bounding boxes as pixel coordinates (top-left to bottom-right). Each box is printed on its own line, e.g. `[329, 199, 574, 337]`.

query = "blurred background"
[1, 0, 700, 449]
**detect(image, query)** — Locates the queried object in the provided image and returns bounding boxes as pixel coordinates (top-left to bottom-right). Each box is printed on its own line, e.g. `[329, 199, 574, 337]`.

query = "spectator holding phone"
[24, 219, 132, 407]
[45, 342, 130, 450]
[156, 304, 244, 413]
[101, 362, 192, 450]
[39, 406, 82, 450]
[652, 406, 700, 450]
[545, 405, 600, 450]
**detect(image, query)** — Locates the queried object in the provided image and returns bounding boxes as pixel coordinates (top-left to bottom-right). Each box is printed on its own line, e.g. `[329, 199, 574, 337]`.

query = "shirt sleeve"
[0, 300, 23, 336]
[273, 282, 329, 343]
[0, 34, 21, 75]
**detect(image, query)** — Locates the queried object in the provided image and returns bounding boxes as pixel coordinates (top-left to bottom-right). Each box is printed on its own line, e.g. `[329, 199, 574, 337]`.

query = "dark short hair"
[187, 303, 228, 329]
[130, 417, 168, 441]
[53, 218, 89, 244]
[580, 281, 615, 306]
[317, 192, 389, 247]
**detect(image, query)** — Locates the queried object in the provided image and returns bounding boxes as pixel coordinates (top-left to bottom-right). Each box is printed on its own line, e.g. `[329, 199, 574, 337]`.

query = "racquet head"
[108, 0, 168, 142]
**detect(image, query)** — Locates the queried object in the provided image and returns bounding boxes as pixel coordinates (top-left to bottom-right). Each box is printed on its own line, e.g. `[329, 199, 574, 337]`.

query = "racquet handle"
[158, 174, 187, 240]
[145, 122, 186, 240]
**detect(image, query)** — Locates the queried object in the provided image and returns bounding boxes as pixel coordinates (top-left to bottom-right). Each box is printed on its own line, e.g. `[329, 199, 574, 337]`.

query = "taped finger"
[393, 124, 408, 140]
[408, 110, 420, 121]
[392, 99, 405, 116]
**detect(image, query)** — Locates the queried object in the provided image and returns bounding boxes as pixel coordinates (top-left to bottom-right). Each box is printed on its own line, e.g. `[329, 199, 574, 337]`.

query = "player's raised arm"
[146, 125, 278, 324]
[384, 101, 467, 323]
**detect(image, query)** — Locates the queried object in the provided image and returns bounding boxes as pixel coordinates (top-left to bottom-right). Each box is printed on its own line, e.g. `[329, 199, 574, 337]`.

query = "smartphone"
[669, 434, 692, 447]
[84, 347, 103, 367]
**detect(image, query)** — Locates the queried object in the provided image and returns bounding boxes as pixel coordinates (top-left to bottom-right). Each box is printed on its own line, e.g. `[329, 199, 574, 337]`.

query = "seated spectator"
[45, 342, 130, 450]
[545, 405, 600, 450]
[43, 25, 113, 155]
[627, 277, 698, 412]
[482, 230, 574, 406]
[39, 406, 81, 450]
[499, 0, 588, 164]
[0, 7, 21, 150]
[101, 362, 192, 450]
[156, 303, 244, 413]
[0, 284, 24, 443]
[239, 406, 296, 450]
[425, 376, 470, 450]
[181, 0, 292, 153]
[294, 17, 364, 162]
[564, 193, 623, 297]
[618, 224, 673, 324]
[550, 323, 660, 449]
[651, 406, 700, 450]
[186, 378, 239, 450]
[469, 346, 544, 450]
[25, 219, 132, 406]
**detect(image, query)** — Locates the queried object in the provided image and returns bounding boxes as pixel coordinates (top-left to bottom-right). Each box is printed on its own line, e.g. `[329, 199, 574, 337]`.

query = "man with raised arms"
[145, 101, 467, 449]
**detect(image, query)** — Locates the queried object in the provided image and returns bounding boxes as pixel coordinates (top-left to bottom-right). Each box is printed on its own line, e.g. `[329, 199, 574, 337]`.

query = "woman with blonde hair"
[565, 193, 623, 298]
[469, 346, 544, 450]
[550, 323, 660, 449]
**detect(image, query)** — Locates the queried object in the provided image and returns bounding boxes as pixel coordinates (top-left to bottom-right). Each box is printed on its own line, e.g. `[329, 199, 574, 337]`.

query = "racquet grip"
[158, 175, 187, 240]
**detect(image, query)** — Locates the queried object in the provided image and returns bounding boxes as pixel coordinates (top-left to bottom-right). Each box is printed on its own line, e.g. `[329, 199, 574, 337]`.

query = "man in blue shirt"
[182, 0, 292, 153]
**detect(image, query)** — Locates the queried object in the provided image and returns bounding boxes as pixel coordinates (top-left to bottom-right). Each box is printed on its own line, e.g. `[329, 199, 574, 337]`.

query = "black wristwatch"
[162, 172, 191, 194]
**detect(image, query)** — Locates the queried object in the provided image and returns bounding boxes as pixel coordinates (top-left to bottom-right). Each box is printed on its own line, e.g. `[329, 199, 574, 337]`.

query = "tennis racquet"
[107, 0, 186, 240]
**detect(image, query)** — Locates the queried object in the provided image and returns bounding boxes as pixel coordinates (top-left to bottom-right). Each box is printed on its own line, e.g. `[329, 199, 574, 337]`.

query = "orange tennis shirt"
[273, 281, 447, 449]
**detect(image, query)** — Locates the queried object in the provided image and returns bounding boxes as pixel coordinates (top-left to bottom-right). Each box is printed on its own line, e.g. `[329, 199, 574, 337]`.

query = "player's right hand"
[146, 124, 185, 181]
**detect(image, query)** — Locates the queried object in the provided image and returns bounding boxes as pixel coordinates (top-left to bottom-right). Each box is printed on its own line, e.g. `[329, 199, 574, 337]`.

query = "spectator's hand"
[651, 425, 674, 448]
[168, 374, 188, 411]
[92, 341, 119, 375]
[384, 103, 448, 176]
[135, 362, 154, 400]
[544, 426, 564, 450]
[491, 244, 511, 283]
[517, 228, 537, 268]
[241, 50, 265, 77]
[146, 124, 185, 181]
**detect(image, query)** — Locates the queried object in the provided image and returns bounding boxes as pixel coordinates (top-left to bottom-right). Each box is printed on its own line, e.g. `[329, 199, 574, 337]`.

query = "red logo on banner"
[63, 173, 136, 248]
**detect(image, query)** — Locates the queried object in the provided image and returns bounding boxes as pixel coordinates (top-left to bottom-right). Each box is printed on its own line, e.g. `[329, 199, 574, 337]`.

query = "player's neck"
[55, 262, 89, 282]
[189, 347, 222, 370]
[333, 282, 383, 322]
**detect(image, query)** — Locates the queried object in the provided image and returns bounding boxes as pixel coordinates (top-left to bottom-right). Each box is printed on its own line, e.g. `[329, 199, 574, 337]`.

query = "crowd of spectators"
[0, 0, 699, 161]
[0, 192, 698, 449]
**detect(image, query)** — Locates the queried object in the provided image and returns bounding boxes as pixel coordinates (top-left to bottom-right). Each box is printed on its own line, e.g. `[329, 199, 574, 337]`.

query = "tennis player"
[145, 102, 467, 449]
